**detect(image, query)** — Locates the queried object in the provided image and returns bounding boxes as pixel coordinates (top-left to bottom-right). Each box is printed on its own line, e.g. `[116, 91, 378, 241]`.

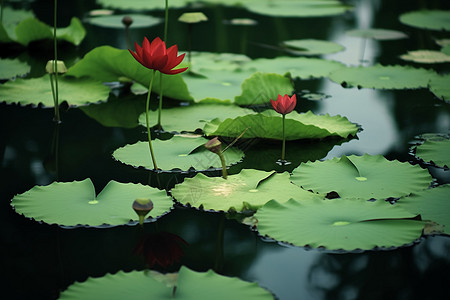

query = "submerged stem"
[146, 70, 158, 170]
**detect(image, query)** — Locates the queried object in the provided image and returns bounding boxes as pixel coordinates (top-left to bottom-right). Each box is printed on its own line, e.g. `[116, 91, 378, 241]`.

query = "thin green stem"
[53, 0, 60, 122]
[281, 114, 286, 161]
[1, 0, 4, 23]
[164, 0, 168, 42]
[146, 70, 158, 170]
[218, 152, 228, 179]
[157, 72, 163, 129]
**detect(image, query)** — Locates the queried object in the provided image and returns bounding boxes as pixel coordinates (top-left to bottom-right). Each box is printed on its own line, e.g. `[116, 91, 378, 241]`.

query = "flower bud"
[132, 198, 154, 226]
[45, 60, 67, 74]
[122, 16, 133, 27]
[205, 137, 222, 154]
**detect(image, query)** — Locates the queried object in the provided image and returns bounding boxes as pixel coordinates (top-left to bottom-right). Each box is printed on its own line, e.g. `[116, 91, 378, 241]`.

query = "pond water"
[1, 0, 450, 299]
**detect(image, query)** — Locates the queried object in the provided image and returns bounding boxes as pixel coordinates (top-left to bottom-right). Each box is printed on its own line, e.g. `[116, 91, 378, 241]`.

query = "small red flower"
[129, 37, 188, 75]
[270, 94, 297, 115]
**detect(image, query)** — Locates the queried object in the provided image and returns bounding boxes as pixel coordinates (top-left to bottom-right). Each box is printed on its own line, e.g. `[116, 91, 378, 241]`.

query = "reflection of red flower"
[270, 94, 297, 115]
[135, 232, 188, 268]
[129, 37, 188, 75]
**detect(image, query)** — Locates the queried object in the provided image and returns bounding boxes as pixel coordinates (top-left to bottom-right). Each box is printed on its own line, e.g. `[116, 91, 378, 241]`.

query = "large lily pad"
[0, 58, 30, 80]
[86, 14, 162, 28]
[412, 134, 450, 169]
[11, 179, 173, 227]
[429, 74, 450, 103]
[96, 0, 187, 10]
[400, 50, 450, 64]
[204, 110, 358, 140]
[0, 75, 111, 107]
[113, 135, 244, 171]
[59, 266, 274, 299]
[397, 185, 450, 235]
[329, 64, 437, 89]
[345, 28, 408, 40]
[138, 103, 254, 133]
[290, 154, 433, 199]
[399, 10, 450, 31]
[171, 169, 323, 212]
[281, 39, 345, 56]
[245, 0, 353, 17]
[255, 198, 424, 250]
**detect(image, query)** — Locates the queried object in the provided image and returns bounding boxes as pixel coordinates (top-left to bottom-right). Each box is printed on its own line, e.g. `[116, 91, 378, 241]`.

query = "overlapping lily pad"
[281, 39, 345, 56]
[429, 74, 450, 102]
[204, 110, 358, 140]
[291, 154, 433, 199]
[400, 50, 450, 63]
[346, 28, 408, 40]
[397, 184, 450, 235]
[171, 169, 323, 212]
[86, 14, 162, 28]
[329, 64, 437, 89]
[399, 10, 450, 31]
[245, 0, 353, 17]
[11, 179, 173, 227]
[412, 134, 450, 169]
[0, 58, 30, 79]
[59, 266, 274, 299]
[0, 75, 111, 107]
[0, 7, 85, 45]
[138, 103, 254, 133]
[255, 198, 424, 250]
[113, 135, 244, 171]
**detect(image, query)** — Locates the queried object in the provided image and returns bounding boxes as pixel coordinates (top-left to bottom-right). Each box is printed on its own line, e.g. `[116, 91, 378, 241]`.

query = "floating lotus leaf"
[97, 0, 187, 10]
[245, 0, 352, 17]
[442, 44, 450, 56]
[11, 179, 173, 227]
[204, 110, 358, 140]
[80, 94, 144, 128]
[138, 103, 254, 133]
[397, 185, 450, 235]
[0, 74, 110, 107]
[0, 7, 85, 46]
[281, 39, 345, 56]
[399, 10, 450, 31]
[59, 266, 273, 299]
[345, 28, 408, 40]
[188, 51, 252, 74]
[171, 169, 322, 212]
[400, 50, 450, 63]
[255, 198, 424, 251]
[412, 135, 450, 169]
[329, 64, 437, 89]
[66, 46, 192, 101]
[86, 14, 162, 28]
[429, 74, 450, 103]
[248, 56, 345, 79]
[0, 58, 30, 79]
[291, 154, 433, 199]
[234, 72, 293, 105]
[113, 135, 244, 171]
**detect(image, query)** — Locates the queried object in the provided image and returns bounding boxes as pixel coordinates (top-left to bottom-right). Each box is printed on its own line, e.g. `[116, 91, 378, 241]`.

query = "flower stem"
[53, 0, 60, 123]
[146, 70, 158, 170]
[218, 151, 228, 179]
[164, 0, 168, 41]
[157, 72, 163, 129]
[282, 114, 286, 161]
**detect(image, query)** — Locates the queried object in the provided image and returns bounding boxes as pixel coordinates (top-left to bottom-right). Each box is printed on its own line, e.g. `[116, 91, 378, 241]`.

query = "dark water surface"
[1, 0, 449, 299]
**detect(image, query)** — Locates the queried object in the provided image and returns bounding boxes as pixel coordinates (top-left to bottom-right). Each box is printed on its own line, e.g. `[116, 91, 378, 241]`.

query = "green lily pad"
[400, 50, 450, 63]
[138, 103, 254, 133]
[0, 58, 30, 79]
[0, 74, 111, 107]
[255, 198, 424, 250]
[86, 14, 162, 28]
[248, 56, 346, 79]
[0, 7, 86, 46]
[245, 0, 353, 17]
[113, 135, 244, 171]
[397, 185, 450, 235]
[204, 110, 358, 140]
[329, 64, 437, 89]
[96, 0, 187, 10]
[171, 169, 323, 212]
[412, 134, 450, 169]
[66, 46, 192, 101]
[291, 154, 433, 199]
[429, 74, 450, 103]
[345, 28, 408, 40]
[59, 266, 274, 299]
[442, 44, 450, 56]
[399, 10, 450, 31]
[11, 179, 173, 227]
[281, 39, 345, 56]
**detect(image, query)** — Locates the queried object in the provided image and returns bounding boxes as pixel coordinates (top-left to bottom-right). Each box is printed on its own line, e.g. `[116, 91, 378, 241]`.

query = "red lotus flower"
[129, 37, 188, 75]
[270, 94, 297, 115]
